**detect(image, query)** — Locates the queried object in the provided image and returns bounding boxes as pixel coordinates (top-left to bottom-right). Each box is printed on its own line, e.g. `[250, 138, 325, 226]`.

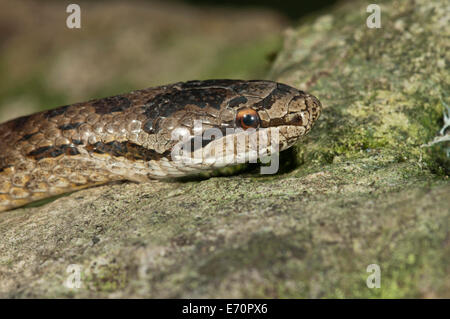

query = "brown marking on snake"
[71, 139, 84, 145]
[228, 96, 248, 108]
[276, 82, 296, 93]
[11, 115, 33, 131]
[0, 165, 11, 173]
[142, 120, 155, 134]
[180, 79, 245, 89]
[86, 141, 172, 162]
[27, 144, 81, 160]
[185, 80, 280, 101]
[254, 87, 291, 110]
[143, 87, 230, 120]
[59, 122, 83, 130]
[91, 95, 132, 115]
[19, 132, 38, 141]
[44, 105, 70, 118]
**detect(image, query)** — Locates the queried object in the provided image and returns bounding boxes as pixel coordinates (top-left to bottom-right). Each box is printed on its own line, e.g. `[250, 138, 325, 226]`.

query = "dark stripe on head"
[180, 79, 245, 89]
[142, 88, 231, 131]
[92, 95, 132, 114]
[27, 144, 81, 160]
[254, 87, 289, 110]
[86, 141, 171, 161]
[228, 96, 248, 108]
[276, 82, 295, 92]
[181, 80, 253, 95]
[146, 88, 228, 114]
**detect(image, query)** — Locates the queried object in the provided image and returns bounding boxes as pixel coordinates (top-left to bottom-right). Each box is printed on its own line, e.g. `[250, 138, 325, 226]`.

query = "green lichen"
[84, 261, 128, 293]
[271, 0, 449, 177]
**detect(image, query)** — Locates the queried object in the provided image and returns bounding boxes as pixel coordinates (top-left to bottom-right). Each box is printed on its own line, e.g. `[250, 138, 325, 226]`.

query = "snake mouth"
[168, 123, 304, 171]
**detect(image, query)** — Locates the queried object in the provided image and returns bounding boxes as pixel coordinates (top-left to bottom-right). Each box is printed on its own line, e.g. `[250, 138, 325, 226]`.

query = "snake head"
[167, 80, 322, 170]
[225, 80, 322, 151]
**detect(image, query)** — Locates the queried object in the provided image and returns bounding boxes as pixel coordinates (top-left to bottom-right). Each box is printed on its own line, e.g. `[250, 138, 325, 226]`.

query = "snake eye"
[236, 108, 259, 130]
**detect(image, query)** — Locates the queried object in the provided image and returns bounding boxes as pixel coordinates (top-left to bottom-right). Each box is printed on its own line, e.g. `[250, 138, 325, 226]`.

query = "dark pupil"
[243, 113, 256, 126]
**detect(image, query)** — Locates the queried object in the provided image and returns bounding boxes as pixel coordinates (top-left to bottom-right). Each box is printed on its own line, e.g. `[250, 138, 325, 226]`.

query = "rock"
[0, 0, 449, 297]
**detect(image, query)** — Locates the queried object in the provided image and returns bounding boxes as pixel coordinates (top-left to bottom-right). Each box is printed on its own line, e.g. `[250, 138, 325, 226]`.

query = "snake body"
[0, 80, 321, 212]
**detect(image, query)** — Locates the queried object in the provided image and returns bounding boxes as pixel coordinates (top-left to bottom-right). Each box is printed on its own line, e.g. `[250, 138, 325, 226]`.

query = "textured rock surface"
[0, 0, 449, 298]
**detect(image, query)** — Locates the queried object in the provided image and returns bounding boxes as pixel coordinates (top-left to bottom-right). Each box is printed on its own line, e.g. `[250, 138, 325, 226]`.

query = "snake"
[0, 79, 321, 212]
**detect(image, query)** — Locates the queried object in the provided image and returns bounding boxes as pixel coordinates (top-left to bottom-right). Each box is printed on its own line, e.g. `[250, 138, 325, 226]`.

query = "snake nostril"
[294, 114, 304, 126]
[290, 114, 303, 126]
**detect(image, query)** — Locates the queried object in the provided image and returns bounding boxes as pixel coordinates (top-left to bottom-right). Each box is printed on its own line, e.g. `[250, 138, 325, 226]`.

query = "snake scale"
[0, 80, 321, 212]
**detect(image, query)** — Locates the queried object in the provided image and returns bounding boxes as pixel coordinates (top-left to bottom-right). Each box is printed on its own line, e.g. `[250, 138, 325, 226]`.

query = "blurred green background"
[0, 0, 337, 122]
